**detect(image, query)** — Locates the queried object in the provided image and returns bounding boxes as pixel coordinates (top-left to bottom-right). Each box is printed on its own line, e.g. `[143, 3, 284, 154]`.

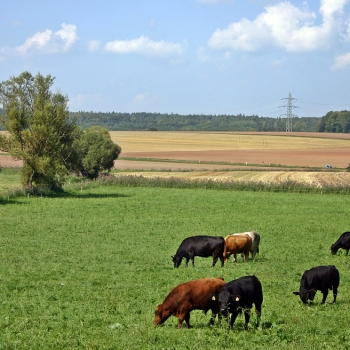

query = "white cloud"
[133, 93, 149, 102]
[332, 51, 350, 69]
[68, 93, 101, 111]
[88, 40, 101, 52]
[15, 23, 78, 55]
[104, 35, 187, 59]
[208, 0, 350, 53]
[133, 92, 159, 103]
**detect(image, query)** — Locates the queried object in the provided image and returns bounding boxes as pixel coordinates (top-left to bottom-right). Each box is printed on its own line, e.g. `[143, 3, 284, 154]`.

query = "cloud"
[332, 51, 350, 69]
[208, 0, 350, 53]
[104, 35, 187, 59]
[88, 40, 101, 52]
[133, 92, 159, 103]
[15, 23, 78, 54]
[68, 93, 101, 111]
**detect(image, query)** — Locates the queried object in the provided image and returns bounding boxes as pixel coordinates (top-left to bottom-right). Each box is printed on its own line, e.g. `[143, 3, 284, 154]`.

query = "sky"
[1, 0, 350, 118]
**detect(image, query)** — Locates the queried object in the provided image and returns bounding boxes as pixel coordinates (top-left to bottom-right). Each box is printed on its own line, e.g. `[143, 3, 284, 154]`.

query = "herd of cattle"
[153, 231, 350, 329]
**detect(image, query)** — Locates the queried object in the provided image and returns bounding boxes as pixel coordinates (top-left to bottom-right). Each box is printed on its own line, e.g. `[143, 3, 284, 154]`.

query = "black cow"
[293, 265, 339, 304]
[331, 232, 350, 255]
[171, 235, 225, 268]
[211, 275, 263, 329]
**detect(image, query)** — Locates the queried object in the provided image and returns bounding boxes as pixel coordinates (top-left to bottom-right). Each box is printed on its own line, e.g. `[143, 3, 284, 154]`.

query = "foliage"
[1, 186, 350, 349]
[317, 110, 350, 133]
[0, 72, 79, 191]
[346, 163, 350, 172]
[71, 126, 121, 179]
[72, 111, 320, 132]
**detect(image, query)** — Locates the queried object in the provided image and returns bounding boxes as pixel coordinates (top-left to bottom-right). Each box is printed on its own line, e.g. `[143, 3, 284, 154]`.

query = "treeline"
[72, 111, 320, 132]
[316, 111, 350, 133]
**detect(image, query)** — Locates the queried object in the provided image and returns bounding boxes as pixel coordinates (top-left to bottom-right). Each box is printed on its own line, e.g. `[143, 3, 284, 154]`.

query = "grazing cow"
[331, 232, 350, 255]
[211, 275, 263, 329]
[153, 277, 226, 328]
[223, 234, 252, 262]
[233, 231, 260, 260]
[172, 235, 225, 268]
[293, 265, 339, 304]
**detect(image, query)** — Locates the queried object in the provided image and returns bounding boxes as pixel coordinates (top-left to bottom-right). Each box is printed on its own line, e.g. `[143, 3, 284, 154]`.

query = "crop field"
[109, 131, 350, 187]
[1, 184, 350, 349]
[1, 131, 350, 188]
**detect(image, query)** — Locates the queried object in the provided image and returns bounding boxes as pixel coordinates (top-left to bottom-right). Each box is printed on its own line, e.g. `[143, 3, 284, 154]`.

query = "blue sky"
[1, 0, 350, 118]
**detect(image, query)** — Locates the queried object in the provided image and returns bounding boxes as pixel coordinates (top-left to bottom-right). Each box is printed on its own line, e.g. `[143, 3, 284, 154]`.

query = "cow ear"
[293, 291, 300, 296]
[211, 293, 217, 301]
[235, 296, 240, 301]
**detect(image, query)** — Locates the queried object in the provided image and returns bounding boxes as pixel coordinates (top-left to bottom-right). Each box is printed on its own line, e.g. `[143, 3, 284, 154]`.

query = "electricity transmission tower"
[279, 93, 299, 132]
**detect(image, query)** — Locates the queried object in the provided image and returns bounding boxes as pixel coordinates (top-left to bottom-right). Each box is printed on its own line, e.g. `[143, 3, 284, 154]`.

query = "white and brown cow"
[223, 234, 252, 262]
[233, 231, 260, 260]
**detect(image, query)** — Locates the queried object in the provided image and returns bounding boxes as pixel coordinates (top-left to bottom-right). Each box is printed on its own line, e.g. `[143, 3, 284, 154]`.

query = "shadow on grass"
[0, 192, 131, 203]
[45, 192, 132, 199]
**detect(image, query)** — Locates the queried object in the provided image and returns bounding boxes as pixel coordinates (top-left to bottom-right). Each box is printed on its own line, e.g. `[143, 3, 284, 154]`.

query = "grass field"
[1, 184, 350, 349]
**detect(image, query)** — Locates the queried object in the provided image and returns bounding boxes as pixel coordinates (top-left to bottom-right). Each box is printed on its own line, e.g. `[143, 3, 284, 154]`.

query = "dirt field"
[2, 132, 350, 187]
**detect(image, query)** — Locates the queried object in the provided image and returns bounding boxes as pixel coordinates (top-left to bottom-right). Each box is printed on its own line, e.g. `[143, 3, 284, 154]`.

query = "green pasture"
[0, 167, 21, 195]
[1, 185, 350, 349]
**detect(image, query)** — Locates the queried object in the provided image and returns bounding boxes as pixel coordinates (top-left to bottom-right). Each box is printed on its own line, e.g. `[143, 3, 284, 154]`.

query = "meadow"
[1, 183, 350, 349]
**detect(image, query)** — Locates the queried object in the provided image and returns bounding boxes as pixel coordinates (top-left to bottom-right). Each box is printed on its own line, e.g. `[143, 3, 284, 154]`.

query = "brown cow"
[223, 234, 252, 262]
[153, 277, 226, 328]
[233, 231, 261, 260]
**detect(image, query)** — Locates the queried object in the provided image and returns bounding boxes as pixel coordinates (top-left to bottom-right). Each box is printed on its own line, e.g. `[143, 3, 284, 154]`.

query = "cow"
[293, 265, 340, 304]
[331, 232, 350, 255]
[233, 231, 260, 260]
[223, 234, 252, 262]
[211, 275, 263, 329]
[171, 235, 225, 268]
[153, 277, 226, 328]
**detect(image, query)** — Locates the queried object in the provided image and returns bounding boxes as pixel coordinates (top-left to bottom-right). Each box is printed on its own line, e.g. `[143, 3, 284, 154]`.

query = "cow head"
[171, 255, 182, 268]
[330, 244, 337, 255]
[293, 290, 316, 304]
[153, 304, 164, 325]
[211, 291, 235, 317]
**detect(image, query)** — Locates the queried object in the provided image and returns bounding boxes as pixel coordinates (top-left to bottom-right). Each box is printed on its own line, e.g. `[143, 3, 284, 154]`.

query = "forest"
[2, 108, 350, 132]
[71, 111, 320, 132]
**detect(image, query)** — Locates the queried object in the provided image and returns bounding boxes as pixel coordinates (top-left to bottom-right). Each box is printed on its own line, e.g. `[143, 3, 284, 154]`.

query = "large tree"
[0, 71, 79, 191]
[72, 126, 121, 179]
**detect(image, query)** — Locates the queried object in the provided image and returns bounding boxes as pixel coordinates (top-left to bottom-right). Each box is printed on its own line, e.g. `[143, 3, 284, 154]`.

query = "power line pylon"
[279, 93, 299, 132]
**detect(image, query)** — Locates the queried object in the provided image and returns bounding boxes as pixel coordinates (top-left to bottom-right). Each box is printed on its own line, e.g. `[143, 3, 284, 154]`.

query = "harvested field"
[114, 170, 350, 188]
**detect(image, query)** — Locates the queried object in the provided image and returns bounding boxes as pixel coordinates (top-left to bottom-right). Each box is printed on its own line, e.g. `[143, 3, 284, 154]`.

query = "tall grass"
[1, 185, 350, 349]
[64, 174, 350, 195]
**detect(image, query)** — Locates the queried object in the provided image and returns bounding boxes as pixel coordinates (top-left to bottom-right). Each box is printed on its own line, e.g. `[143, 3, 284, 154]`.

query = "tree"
[72, 126, 121, 179]
[0, 72, 79, 191]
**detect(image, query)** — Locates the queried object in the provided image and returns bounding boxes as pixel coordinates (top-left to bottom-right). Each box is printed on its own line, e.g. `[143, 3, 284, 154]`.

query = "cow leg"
[346, 249, 349, 256]
[184, 313, 191, 328]
[243, 309, 250, 330]
[244, 252, 249, 262]
[178, 312, 191, 328]
[321, 290, 329, 304]
[220, 255, 224, 267]
[208, 312, 217, 325]
[233, 253, 237, 263]
[332, 287, 338, 303]
[229, 311, 239, 328]
[185, 258, 189, 267]
[255, 304, 262, 328]
[212, 255, 218, 267]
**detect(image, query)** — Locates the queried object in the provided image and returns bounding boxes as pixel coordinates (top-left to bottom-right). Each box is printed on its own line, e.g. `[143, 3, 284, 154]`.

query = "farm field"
[1, 185, 350, 349]
[1, 131, 350, 188]
[110, 131, 350, 187]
